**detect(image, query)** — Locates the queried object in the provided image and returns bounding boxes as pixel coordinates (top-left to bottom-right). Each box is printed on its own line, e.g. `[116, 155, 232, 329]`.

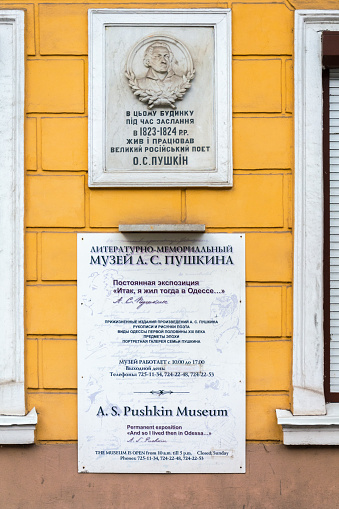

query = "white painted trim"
[88, 9, 232, 187]
[293, 10, 330, 416]
[277, 406, 339, 445]
[293, 10, 339, 416]
[0, 11, 37, 443]
[0, 11, 26, 418]
[278, 10, 339, 443]
[0, 408, 37, 445]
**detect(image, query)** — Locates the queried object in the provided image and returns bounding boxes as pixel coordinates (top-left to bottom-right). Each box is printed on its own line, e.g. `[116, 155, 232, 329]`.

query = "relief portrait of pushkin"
[125, 36, 195, 109]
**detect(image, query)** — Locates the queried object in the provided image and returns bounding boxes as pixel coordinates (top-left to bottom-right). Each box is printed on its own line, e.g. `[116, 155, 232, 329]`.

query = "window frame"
[276, 10, 339, 445]
[323, 63, 332, 402]
[0, 10, 37, 444]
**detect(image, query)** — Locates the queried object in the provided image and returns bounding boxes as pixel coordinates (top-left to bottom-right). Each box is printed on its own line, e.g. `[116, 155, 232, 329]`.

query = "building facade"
[0, 0, 339, 507]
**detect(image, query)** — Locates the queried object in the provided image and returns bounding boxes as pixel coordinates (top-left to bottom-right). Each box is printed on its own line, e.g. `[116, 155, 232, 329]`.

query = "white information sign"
[88, 9, 232, 187]
[78, 234, 245, 473]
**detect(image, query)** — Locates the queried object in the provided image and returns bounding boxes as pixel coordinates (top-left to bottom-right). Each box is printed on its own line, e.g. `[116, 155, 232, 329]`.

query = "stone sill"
[0, 408, 37, 444]
[119, 224, 206, 232]
[277, 404, 339, 445]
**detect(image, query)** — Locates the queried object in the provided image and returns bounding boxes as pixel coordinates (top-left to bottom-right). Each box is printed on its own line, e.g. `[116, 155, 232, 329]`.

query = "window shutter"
[329, 69, 339, 393]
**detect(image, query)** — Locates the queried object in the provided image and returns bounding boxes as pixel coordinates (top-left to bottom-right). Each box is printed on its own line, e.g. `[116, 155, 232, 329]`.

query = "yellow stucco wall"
[18, 0, 296, 442]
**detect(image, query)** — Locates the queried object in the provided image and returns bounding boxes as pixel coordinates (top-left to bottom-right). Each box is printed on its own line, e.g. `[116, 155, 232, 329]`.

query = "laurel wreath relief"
[125, 70, 195, 109]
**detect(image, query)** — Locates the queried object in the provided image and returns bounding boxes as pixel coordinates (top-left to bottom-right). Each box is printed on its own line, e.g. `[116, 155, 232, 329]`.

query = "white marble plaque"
[78, 234, 245, 473]
[88, 10, 232, 187]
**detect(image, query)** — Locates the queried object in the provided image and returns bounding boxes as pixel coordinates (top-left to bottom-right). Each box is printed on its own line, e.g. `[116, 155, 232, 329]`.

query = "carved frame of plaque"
[88, 9, 232, 187]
